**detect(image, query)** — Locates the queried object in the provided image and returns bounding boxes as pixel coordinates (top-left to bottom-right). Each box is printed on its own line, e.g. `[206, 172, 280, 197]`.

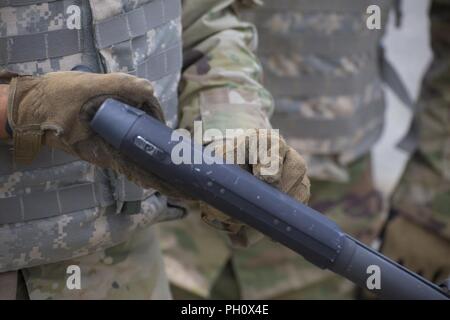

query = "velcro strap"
[94, 0, 182, 49]
[0, 182, 115, 224]
[13, 129, 43, 164]
[380, 50, 415, 110]
[108, 172, 143, 214]
[115, 176, 144, 202]
[0, 29, 84, 65]
[130, 43, 182, 81]
[0, 0, 58, 7]
[397, 119, 419, 153]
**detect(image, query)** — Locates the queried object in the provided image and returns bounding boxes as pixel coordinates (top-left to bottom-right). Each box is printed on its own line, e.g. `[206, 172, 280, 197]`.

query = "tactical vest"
[0, 0, 182, 272]
[242, 0, 393, 180]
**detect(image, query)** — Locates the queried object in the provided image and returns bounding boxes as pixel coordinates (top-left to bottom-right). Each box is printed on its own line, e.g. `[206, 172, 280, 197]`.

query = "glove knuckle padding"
[202, 129, 310, 238]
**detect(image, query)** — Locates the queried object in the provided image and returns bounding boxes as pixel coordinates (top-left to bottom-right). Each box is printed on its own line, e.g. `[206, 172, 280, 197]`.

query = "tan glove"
[381, 216, 450, 284]
[6, 71, 183, 197]
[201, 129, 310, 245]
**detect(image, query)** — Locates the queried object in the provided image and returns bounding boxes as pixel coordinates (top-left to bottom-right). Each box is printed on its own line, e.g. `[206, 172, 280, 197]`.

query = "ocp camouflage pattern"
[389, 0, 450, 242]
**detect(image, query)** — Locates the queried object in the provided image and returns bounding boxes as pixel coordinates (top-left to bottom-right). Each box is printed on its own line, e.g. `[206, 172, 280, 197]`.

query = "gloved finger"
[252, 132, 288, 185]
[228, 226, 264, 247]
[81, 73, 164, 121]
[286, 174, 311, 204]
[279, 147, 308, 194]
[252, 155, 283, 185]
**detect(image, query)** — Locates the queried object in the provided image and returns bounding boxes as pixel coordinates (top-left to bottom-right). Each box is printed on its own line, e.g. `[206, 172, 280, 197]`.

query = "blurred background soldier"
[159, 0, 417, 299]
[0, 0, 310, 299]
[380, 0, 450, 287]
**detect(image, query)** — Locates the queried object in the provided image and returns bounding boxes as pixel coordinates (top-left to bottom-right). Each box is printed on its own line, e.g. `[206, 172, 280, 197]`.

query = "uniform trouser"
[0, 226, 171, 300]
[163, 155, 385, 300]
[381, 151, 450, 285]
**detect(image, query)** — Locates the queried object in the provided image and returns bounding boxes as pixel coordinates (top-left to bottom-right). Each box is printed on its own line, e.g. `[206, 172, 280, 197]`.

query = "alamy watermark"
[66, 5, 81, 30]
[66, 265, 81, 290]
[367, 4, 382, 30]
[366, 265, 381, 290]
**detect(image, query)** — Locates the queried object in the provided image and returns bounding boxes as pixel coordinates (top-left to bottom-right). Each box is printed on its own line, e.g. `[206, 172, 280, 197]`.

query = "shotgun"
[90, 98, 449, 300]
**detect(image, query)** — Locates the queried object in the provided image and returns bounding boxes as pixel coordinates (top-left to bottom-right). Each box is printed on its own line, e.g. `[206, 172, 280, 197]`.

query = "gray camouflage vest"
[243, 0, 393, 178]
[0, 0, 182, 272]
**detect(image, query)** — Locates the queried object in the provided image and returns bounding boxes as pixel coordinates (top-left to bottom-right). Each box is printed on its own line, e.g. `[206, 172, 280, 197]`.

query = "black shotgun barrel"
[91, 99, 448, 300]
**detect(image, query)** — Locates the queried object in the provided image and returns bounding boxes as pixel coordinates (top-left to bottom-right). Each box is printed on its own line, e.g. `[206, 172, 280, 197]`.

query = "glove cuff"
[8, 76, 44, 163]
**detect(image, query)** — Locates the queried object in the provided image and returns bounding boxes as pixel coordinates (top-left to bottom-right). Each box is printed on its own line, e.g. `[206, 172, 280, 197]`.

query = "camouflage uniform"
[381, 0, 450, 285]
[0, 0, 273, 299]
[160, 0, 391, 299]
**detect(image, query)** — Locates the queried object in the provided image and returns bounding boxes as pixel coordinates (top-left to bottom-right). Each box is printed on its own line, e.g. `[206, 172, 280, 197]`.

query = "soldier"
[159, 0, 406, 299]
[380, 0, 450, 287]
[0, 0, 310, 299]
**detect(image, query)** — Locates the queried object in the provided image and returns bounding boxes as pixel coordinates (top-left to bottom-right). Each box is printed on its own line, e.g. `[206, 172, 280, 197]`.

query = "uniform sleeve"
[179, 0, 273, 133]
[178, 0, 273, 246]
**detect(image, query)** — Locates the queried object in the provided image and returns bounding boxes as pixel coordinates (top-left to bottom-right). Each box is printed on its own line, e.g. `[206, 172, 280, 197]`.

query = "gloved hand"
[381, 215, 450, 284]
[201, 129, 310, 246]
[6, 71, 184, 197]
